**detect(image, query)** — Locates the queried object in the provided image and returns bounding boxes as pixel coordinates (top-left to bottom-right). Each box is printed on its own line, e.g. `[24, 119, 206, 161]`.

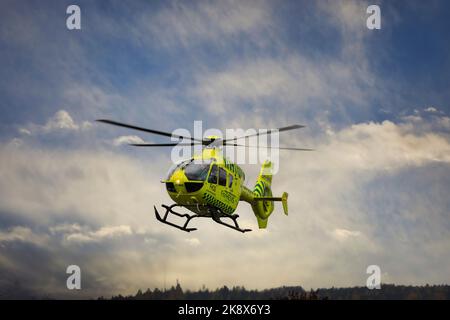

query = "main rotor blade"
[223, 143, 314, 151]
[96, 119, 204, 143]
[222, 124, 305, 143]
[130, 143, 202, 147]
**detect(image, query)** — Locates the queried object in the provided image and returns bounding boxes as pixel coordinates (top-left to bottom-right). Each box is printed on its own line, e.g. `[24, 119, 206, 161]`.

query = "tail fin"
[251, 160, 288, 229]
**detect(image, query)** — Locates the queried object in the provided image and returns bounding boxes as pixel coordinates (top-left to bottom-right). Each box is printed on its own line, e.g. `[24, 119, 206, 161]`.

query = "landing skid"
[154, 204, 251, 233]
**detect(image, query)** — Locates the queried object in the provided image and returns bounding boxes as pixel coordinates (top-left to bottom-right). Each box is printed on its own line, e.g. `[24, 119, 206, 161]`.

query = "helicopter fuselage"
[163, 147, 249, 216]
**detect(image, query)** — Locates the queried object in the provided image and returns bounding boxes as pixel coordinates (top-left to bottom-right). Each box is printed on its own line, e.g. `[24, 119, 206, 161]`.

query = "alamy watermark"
[66, 5, 81, 30]
[366, 5, 381, 30]
[66, 265, 81, 290]
[170, 121, 281, 173]
[366, 265, 381, 290]
[66, 4, 380, 31]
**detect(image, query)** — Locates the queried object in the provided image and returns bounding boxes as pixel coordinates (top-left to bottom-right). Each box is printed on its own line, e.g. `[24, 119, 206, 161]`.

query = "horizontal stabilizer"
[254, 192, 288, 215]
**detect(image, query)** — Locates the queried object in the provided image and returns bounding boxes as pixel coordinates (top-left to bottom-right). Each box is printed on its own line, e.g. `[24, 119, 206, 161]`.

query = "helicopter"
[97, 119, 312, 233]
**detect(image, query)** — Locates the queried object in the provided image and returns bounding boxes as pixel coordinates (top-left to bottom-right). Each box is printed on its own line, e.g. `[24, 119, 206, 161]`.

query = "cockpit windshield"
[165, 159, 190, 180]
[165, 159, 213, 181]
[184, 160, 212, 181]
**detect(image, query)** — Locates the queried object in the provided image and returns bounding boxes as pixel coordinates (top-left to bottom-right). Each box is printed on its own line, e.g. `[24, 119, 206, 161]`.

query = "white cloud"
[401, 115, 422, 123]
[65, 225, 133, 244]
[19, 128, 31, 135]
[142, 0, 272, 48]
[113, 135, 145, 146]
[0, 226, 48, 246]
[424, 107, 438, 113]
[332, 228, 362, 241]
[319, 1, 368, 35]
[94, 225, 132, 238]
[44, 110, 79, 131]
[62, 84, 120, 111]
[192, 55, 372, 118]
[49, 223, 83, 235]
[19, 110, 92, 136]
[321, 120, 450, 171]
[7, 138, 23, 147]
[261, 116, 450, 288]
[437, 117, 450, 129]
[0, 143, 164, 227]
[185, 238, 200, 246]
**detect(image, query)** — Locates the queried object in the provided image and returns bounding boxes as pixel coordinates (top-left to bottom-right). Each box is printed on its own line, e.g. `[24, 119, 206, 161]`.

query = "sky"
[1, 0, 450, 298]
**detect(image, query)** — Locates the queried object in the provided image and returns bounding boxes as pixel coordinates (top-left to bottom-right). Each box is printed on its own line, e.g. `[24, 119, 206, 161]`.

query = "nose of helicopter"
[165, 168, 205, 201]
[171, 170, 187, 189]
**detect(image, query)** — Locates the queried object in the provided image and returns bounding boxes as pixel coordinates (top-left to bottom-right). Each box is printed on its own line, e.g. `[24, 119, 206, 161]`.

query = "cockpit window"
[208, 164, 218, 184]
[184, 160, 212, 181]
[165, 159, 190, 180]
[218, 167, 227, 186]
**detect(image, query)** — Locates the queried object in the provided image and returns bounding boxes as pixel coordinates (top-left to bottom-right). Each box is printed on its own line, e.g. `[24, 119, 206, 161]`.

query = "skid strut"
[154, 204, 251, 233]
[210, 209, 252, 233]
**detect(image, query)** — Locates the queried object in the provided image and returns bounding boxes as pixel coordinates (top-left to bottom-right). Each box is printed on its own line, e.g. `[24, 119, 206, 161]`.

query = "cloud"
[185, 238, 200, 246]
[0, 139, 176, 297]
[424, 107, 438, 113]
[317, 120, 450, 172]
[44, 110, 79, 131]
[332, 228, 362, 241]
[49, 223, 83, 235]
[0, 226, 48, 246]
[113, 135, 145, 146]
[65, 225, 133, 244]
[62, 84, 121, 112]
[19, 110, 92, 136]
[437, 117, 450, 129]
[268, 115, 450, 287]
[0, 143, 164, 227]
[141, 0, 273, 48]
[18, 128, 31, 135]
[191, 54, 373, 123]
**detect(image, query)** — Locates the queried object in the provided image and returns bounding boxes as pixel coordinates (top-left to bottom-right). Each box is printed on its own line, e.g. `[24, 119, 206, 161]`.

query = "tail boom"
[240, 160, 289, 229]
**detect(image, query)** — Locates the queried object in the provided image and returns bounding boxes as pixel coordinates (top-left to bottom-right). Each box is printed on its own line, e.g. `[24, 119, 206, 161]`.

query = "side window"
[228, 175, 233, 188]
[208, 165, 218, 184]
[218, 168, 227, 186]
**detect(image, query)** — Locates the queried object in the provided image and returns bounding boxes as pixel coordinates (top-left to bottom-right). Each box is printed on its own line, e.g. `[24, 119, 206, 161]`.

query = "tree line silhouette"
[104, 282, 450, 300]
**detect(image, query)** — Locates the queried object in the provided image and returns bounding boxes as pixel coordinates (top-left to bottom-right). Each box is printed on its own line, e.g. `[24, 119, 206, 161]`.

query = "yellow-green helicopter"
[97, 120, 312, 233]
